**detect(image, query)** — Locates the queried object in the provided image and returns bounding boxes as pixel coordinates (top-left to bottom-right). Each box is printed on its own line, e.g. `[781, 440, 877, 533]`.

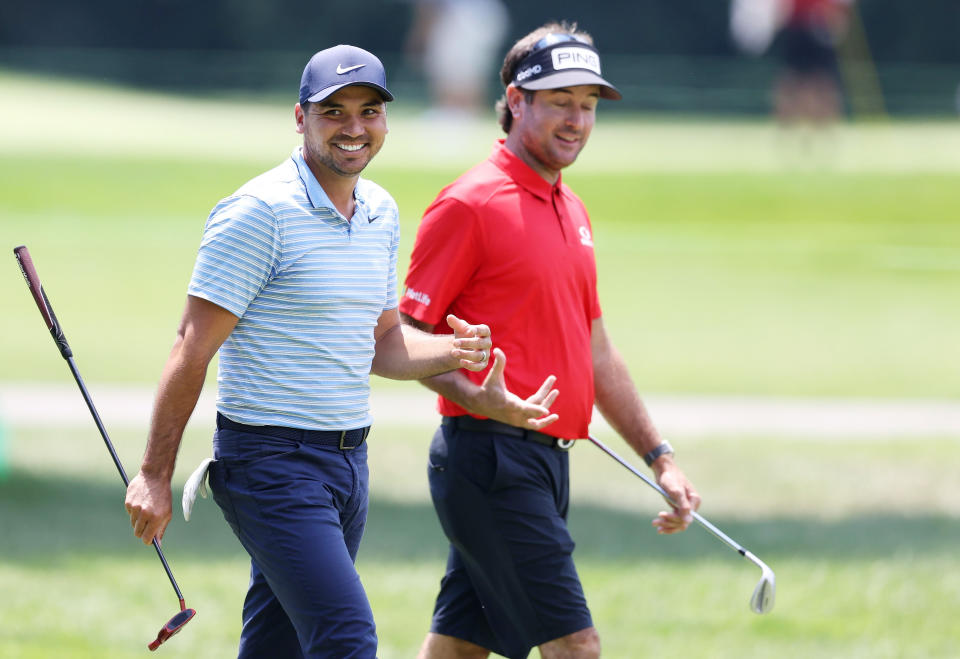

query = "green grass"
[4, 156, 959, 395]
[3, 556, 957, 658]
[2, 424, 959, 658]
[3, 70, 959, 394]
[2, 72, 960, 657]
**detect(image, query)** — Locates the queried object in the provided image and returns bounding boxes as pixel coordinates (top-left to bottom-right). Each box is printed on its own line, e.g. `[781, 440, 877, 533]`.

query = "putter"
[587, 434, 775, 614]
[13, 245, 197, 650]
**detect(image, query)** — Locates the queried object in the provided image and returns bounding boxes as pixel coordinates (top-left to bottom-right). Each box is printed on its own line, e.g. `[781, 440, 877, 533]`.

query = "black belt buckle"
[339, 427, 368, 450]
[555, 438, 575, 451]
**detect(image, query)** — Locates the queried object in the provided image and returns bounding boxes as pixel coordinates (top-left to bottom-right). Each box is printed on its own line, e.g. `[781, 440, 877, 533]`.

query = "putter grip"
[13, 245, 73, 359]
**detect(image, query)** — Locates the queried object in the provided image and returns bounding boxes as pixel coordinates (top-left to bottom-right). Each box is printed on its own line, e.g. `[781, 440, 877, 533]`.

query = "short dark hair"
[494, 21, 596, 134]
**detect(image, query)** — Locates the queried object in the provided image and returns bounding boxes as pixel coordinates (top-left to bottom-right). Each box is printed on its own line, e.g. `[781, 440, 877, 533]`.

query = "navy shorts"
[426, 420, 593, 659]
[208, 418, 377, 658]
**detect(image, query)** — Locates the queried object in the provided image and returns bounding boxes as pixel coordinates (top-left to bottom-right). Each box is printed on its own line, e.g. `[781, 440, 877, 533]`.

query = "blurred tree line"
[2, 0, 957, 61]
[1, 0, 958, 114]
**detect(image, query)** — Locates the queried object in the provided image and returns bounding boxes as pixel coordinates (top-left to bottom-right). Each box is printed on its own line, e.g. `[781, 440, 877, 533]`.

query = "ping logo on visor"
[509, 33, 621, 100]
[551, 47, 601, 75]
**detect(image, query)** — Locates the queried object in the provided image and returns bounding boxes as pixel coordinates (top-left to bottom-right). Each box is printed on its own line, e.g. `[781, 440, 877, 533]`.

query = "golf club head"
[148, 607, 196, 651]
[746, 553, 776, 614]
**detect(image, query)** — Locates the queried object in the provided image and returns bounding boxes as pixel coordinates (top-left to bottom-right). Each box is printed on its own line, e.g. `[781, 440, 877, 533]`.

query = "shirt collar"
[488, 139, 562, 202]
[291, 147, 371, 222]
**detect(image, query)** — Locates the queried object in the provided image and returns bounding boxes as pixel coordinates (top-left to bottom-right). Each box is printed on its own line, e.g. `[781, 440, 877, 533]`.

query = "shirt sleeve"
[187, 195, 282, 318]
[400, 196, 483, 327]
[587, 218, 602, 321]
[384, 199, 400, 311]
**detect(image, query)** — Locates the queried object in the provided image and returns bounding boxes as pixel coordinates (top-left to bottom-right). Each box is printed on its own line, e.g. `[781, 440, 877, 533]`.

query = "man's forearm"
[371, 323, 461, 380]
[417, 369, 482, 412]
[126, 294, 235, 545]
[139, 346, 210, 481]
[593, 344, 662, 456]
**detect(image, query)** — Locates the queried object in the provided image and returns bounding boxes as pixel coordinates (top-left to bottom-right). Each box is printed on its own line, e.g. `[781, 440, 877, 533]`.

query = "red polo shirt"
[400, 140, 601, 440]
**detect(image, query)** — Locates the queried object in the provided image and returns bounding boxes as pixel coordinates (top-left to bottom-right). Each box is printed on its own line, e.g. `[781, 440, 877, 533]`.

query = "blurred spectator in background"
[773, 0, 852, 124]
[732, 0, 853, 125]
[405, 0, 509, 120]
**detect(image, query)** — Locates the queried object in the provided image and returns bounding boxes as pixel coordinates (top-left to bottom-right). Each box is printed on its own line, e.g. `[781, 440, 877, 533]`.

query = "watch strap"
[643, 440, 674, 467]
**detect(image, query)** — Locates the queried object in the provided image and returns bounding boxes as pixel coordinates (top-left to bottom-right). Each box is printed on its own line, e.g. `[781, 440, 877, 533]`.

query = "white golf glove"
[182, 457, 215, 522]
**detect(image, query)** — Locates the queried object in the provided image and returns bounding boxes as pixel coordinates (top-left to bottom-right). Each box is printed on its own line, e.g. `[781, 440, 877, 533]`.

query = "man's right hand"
[125, 471, 173, 546]
[472, 347, 560, 430]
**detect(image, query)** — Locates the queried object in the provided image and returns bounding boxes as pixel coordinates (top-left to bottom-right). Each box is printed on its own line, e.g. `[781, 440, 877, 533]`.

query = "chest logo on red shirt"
[578, 226, 594, 247]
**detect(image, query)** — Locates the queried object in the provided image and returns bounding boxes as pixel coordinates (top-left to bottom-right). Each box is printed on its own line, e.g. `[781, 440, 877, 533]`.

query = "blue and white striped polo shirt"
[188, 147, 399, 430]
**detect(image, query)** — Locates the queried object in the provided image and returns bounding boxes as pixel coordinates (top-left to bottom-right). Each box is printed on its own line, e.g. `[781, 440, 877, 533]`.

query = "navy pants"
[208, 425, 377, 658]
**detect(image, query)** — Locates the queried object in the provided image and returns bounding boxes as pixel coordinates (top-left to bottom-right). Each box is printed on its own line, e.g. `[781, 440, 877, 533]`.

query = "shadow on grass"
[2, 469, 957, 564]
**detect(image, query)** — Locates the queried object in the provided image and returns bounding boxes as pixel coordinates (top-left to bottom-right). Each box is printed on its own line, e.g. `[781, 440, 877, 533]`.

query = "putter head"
[148, 607, 196, 651]
[747, 555, 776, 614]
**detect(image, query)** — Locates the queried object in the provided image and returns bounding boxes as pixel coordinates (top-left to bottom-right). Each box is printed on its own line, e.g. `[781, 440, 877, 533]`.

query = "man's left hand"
[446, 314, 492, 372]
[651, 460, 701, 535]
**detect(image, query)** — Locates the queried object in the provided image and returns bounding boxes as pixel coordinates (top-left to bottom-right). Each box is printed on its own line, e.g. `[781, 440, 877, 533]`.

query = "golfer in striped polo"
[124, 45, 495, 658]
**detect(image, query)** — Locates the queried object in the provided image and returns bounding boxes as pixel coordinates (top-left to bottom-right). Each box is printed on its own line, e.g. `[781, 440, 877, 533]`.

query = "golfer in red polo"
[400, 21, 702, 659]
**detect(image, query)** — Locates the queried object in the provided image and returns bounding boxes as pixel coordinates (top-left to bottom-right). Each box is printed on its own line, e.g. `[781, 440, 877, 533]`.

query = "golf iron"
[587, 434, 775, 614]
[14, 245, 197, 650]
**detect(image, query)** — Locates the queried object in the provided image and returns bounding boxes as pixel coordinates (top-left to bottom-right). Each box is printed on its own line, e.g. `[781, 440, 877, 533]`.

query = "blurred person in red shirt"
[731, 0, 853, 124]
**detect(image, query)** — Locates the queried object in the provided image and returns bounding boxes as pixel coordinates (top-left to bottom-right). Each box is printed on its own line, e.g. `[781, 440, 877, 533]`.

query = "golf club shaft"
[13, 245, 186, 605]
[66, 356, 187, 604]
[587, 435, 751, 559]
[66, 357, 130, 485]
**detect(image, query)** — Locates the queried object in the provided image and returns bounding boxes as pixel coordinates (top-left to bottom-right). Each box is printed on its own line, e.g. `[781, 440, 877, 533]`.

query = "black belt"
[442, 416, 574, 451]
[216, 412, 370, 450]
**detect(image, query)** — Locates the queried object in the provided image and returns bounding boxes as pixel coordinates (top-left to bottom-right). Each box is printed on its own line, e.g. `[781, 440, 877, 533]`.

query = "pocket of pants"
[454, 432, 499, 493]
[241, 442, 312, 495]
[215, 433, 302, 469]
[428, 426, 448, 473]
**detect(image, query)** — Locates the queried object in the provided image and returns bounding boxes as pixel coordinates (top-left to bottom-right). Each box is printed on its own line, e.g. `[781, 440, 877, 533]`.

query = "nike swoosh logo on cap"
[336, 64, 366, 75]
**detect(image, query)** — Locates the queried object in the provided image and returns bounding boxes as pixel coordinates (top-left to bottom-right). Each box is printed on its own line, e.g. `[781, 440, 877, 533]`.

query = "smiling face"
[504, 84, 599, 184]
[295, 85, 388, 184]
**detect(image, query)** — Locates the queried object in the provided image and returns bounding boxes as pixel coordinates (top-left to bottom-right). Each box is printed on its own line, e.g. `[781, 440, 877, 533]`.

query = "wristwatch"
[643, 440, 674, 467]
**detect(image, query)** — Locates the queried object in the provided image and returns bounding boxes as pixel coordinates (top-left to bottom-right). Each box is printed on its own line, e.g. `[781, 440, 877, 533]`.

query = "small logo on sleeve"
[404, 287, 432, 307]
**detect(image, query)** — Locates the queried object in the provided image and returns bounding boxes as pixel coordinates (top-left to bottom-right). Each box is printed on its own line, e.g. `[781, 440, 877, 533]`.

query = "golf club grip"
[13, 245, 73, 359]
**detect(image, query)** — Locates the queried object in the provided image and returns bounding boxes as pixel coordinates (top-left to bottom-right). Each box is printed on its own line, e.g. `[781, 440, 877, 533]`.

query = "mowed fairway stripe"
[3, 72, 960, 173]
[2, 383, 959, 438]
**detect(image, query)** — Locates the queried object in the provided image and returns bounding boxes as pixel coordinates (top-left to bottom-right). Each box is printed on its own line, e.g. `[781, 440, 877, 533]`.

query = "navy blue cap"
[299, 45, 394, 105]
